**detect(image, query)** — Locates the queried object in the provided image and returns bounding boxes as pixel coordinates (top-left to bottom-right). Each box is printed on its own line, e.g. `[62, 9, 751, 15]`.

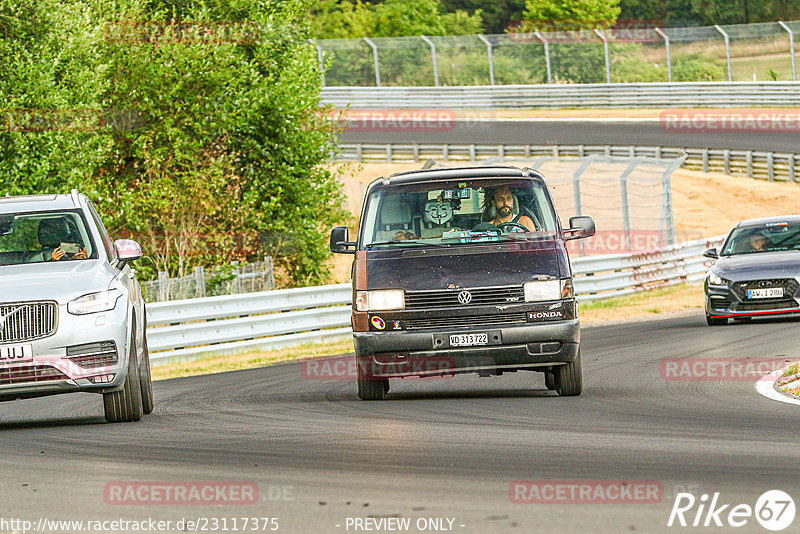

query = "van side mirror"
[330, 226, 355, 254]
[703, 248, 718, 259]
[565, 216, 596, 241]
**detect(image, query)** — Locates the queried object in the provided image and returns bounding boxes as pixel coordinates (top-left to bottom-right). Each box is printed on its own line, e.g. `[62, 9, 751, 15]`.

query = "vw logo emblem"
[457, 290, 472, 305]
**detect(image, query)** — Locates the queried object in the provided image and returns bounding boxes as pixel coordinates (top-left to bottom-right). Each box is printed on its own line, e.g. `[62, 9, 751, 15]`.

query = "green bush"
[672, 54, 725, 82]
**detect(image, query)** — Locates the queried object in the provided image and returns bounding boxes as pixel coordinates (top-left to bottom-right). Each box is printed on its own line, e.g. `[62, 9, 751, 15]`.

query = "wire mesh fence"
[314, 20, 800, 86]
[141, 258, 275, 303]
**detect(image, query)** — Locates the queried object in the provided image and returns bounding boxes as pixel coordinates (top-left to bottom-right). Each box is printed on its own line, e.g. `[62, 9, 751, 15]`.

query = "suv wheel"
[104, 331, 144, 423]
[140, 335, 154, 415]
[357, 360, 388, 401]
[544, 370, 556, 391]
[555, 350, 583, 397]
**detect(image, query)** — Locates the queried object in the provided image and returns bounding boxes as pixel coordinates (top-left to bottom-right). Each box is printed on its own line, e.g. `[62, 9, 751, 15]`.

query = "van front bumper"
[354, 319, 580, 378]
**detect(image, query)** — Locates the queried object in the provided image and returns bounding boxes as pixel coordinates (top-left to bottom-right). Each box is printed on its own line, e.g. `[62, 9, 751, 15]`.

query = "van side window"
[87, 202, 116, 263]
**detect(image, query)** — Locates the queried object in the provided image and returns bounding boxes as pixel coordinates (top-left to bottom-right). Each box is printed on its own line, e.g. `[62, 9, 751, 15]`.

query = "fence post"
[194, 266, 206, 298]
[477, 34, 495, 85]
[594, 29, 611, 83]
[654, 28, 672, 82]
[714, 25, 732, 81]
[158, 271, 168, 302]
[308, 39, 325, 88]
[265, 255, 275, 290]
[619, 160, 640, 251]
[779, 21, 797, 81]
[535, 32, 552, 84]
[363, 37, 381, 87]
[420, 36, 439, 87]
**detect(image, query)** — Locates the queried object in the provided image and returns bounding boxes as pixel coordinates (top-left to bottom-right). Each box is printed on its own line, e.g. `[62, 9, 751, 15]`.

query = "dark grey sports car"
[704, 216, 800, 325]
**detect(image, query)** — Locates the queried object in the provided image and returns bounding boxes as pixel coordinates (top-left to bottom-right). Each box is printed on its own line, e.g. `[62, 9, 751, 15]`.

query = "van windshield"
[362, 179, 558, 248]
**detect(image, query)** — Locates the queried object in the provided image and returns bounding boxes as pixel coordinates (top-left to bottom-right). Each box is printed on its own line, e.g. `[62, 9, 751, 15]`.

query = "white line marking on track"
[755, 365, 800, 406]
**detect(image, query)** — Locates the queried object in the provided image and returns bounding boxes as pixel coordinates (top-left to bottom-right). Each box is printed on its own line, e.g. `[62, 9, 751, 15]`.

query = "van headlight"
[707, 271, 727, 286]
[524, 280, 562, 301]
[355, 290, 404, 311]
[68, 289, 123, 315]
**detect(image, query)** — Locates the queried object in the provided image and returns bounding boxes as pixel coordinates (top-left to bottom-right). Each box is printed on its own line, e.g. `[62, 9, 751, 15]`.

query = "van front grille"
[404, 285, 524, 309]
[405, 312, 528, 330]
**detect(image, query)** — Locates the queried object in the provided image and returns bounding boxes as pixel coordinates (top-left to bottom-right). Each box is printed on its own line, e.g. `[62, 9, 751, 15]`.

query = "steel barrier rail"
[321, 82, 800, 109]
[336, 143, 800, 182]
[146, 237, 725, 363]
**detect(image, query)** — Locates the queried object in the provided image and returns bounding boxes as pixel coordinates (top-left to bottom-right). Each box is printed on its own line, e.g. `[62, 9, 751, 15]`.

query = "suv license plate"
[450, 333, 488, 347]
[747, 288, 783, 299]
[0, 344, 33, 363]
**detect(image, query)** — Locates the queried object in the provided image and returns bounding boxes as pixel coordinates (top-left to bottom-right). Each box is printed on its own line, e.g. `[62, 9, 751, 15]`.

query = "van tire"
[555, 350, 583, 397]
[104, 330, 144, 423]
[544, 371, 556, 390]
[357, 362, 388, 400]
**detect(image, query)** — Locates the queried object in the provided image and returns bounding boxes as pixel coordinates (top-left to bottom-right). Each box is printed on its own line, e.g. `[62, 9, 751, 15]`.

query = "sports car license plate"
[747, 288, 783, 299]
[0, 344, 33, 363]
[449, 333, 488, 347]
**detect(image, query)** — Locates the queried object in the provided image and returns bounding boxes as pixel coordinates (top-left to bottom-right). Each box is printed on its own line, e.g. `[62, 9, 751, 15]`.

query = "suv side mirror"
[114, 239, 143, 265]
[565, 216, 596, 241]
[330, 226, 355, 254]
[703, 248, 719, 259]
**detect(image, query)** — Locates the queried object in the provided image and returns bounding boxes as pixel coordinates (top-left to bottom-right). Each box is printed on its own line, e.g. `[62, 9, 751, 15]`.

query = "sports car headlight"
[707, 272, 726, 286]
[355, 290, 404, 312]
[68, 289, 123, 315]
[524, 280, 562, 301]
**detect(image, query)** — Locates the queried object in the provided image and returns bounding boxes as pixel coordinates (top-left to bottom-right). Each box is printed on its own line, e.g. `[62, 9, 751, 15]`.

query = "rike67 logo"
[668, 490, 795, 531]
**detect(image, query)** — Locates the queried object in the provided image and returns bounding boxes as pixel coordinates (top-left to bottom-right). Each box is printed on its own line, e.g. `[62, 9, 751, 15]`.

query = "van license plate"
[0, 344, 33, 363]
[450, 333, 488, 347]
[747, 288, 783, 299]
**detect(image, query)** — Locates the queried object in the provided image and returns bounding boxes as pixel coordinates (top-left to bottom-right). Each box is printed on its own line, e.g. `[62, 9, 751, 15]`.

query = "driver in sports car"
[485, 186, 537, 232]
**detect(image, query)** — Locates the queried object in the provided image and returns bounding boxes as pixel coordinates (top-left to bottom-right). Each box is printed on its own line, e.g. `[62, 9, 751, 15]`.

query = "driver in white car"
[487, 186, 537, 231]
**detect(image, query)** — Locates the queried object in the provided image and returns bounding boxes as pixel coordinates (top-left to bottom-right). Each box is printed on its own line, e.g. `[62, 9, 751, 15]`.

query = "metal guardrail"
[337, 143, 800, 182]
[321, 83, 800, 109]
[146, 236, 724, 363]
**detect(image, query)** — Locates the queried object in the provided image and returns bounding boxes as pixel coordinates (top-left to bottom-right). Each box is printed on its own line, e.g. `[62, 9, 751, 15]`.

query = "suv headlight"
[355, 290, 404, 312]
[68, 289, 122, 315]
[707, 272, 727, 286]
[524, 280, 562, 301]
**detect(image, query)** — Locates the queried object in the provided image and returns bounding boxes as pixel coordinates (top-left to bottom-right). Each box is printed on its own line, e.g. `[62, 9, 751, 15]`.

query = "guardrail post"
[654, 28, 672, 82]
[413, 143, 419, 162]
[442, 144, 449, 162]
[534, 32, 552, 84]
[308, 39, 326, 88]
[767, 152, 774, 181]
[469, 144, 476, 162]
[363, 37, 381, 87]
[420, 36, 439, 86]
[714, 25, 732, 81]
[524, 145, 531, 158]
[723, 149, 730, 174]
[594, 29, 611, 83]
[386, 144, 393, 164]
[702, 148, 709, 173]
[779, 21, 797, 81]
[477, 34, 495, 85]
[790, 154, 796, 182]
[498, 145, 505, 160]
[357, 143, 363, 161]
[578, 144, 584, 157]
[746, 150, 753, 177]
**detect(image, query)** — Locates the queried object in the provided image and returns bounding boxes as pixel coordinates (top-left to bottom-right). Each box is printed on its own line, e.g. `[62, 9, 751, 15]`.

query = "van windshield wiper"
[365, 240, 450, 248]
[440, 232, 541, 243]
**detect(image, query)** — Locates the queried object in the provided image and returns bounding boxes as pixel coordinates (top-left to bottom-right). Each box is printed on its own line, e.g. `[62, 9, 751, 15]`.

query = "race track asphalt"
[1, 313, 798, 533]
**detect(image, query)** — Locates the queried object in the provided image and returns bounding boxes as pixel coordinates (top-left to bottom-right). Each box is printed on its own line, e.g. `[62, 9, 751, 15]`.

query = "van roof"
[382, 165, 544, 186]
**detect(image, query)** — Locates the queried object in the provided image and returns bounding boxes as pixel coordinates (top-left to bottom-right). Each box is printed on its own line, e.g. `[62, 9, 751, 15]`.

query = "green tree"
[523, 0, 621, 30]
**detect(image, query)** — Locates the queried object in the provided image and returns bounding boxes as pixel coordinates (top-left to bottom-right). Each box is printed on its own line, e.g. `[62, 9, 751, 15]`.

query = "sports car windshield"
[0, 210, 97, 266]
[721, 221, 800, 255]
[362, 178, 558, 248]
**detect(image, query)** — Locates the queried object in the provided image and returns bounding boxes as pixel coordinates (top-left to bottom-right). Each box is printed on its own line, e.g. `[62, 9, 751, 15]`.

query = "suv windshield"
[362, 178, 558, 248]
[722, 221, 800, 255]
[0, 210, 97, 266]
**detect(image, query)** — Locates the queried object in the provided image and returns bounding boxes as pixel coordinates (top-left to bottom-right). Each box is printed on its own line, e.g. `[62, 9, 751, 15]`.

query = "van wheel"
[140, 335, 154, 415]
[555, 350, 583, 397]
[357, 361, 388, 401]
[544, 371, 556, 390]
[706, 314, 727, 326]
[104, 331, 144, 423]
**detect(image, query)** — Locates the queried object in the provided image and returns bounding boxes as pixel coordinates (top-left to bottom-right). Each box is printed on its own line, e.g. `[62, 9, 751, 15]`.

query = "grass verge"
[152, 282, 704, 381]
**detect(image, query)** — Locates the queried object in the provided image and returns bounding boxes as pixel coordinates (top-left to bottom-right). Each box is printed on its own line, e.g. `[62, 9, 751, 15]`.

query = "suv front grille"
[405, 285, 525, 309]
[0, 302, 57, 343]
[405, 312, 528, 330]
[0, 365, 66, 385]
